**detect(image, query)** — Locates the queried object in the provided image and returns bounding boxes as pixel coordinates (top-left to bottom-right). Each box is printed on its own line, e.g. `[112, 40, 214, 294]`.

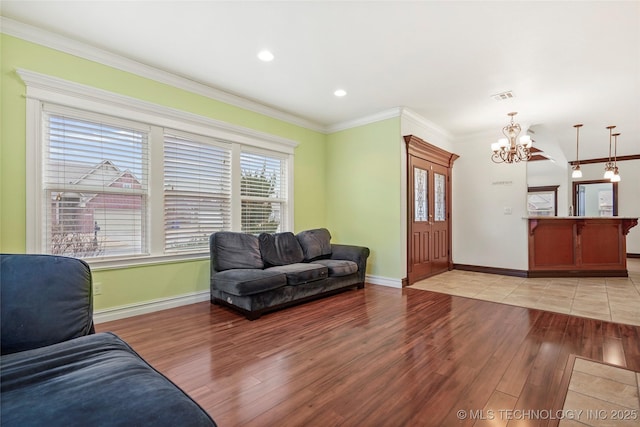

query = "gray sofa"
[0, 254, 216, 427]
[210, 228, 370, 320]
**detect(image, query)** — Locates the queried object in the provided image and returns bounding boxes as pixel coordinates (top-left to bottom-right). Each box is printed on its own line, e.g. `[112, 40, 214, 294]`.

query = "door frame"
[403, 135, 458, 286]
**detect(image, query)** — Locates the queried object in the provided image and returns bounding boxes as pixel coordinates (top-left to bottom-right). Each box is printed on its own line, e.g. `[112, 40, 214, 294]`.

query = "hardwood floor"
[97, 285, 640, 427]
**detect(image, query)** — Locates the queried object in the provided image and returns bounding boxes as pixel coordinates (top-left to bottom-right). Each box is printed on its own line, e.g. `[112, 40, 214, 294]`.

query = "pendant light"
[611, 132, 621, 182]
[603, 126, 616, 179]
[571, 124, 583, 178]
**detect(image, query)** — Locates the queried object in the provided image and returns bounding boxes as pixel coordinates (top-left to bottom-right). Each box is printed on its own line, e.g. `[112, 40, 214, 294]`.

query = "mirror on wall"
[573, 180, 618, 217]
[525, 125, 571, 217]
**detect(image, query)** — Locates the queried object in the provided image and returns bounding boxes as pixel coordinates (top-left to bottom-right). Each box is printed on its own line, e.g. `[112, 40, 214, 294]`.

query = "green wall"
[0, 35, 327, 310]
[1, 34, 404, 313]
[326, 118, 402, 279]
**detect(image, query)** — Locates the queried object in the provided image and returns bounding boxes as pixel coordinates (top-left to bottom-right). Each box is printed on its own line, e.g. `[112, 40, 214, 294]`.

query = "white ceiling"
[2, 1, 639, 161]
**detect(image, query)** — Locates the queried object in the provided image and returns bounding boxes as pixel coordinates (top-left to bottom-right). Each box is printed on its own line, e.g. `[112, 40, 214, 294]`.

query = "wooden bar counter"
[528, 216, 638, 277]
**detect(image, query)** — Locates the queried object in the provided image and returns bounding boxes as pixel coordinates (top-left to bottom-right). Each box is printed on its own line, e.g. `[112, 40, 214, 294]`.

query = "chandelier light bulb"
[520, 135, 532, 148]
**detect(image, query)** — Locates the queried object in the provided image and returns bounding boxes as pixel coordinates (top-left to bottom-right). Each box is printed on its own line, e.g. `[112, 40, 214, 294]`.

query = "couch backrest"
[296, 228, 332, 261]
[210, 232, 264, 272]
[258, 232, 304, 267]
[1, 254, 94, 355]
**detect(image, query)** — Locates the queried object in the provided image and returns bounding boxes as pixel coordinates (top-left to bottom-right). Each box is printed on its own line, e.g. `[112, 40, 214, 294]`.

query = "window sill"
[88, 253, 210, 271]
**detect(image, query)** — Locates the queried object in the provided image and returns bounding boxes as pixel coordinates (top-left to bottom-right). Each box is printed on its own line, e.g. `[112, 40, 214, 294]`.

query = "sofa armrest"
[330, 244, 370, 283]
[1, 254, 94, 355]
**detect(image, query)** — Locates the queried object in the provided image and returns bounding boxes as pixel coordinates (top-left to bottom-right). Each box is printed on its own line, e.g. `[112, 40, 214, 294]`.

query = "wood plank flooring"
[97, 285, 640, 427]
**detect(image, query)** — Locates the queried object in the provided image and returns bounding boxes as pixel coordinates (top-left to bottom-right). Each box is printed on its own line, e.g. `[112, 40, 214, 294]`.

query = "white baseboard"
[94, 276, 402, 324]
[93, 290, 210, 324]
[366, 275, 403, 288]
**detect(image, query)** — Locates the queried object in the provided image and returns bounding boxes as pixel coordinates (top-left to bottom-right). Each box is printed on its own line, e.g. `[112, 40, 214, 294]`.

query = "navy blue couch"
[0, 254, 216, 427]
[210, 228, 370, 320]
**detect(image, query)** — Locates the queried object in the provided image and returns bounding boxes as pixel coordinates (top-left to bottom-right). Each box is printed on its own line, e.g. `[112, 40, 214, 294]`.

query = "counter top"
[525, 216, 639, 220]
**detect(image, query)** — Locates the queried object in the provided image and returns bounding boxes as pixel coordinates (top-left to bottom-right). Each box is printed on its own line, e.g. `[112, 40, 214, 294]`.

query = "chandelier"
[490, 112, 532, 163]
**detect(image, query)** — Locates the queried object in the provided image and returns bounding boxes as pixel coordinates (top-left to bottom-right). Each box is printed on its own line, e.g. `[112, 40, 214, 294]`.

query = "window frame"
[162, 130, 233, 254]
[240, 148, 290, 234]
[22, 69, 297, 270]
[42, 107, 151, 259]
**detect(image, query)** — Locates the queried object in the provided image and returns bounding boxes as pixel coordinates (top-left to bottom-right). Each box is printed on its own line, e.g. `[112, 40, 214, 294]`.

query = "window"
[43, 108, 149, 259]
[164, 133, 231, 253]
[22, 69, 296, 268]
[240, 151, 288, 234]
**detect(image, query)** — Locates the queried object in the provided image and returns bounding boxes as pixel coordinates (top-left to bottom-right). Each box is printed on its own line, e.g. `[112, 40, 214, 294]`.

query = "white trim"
[17, 69, 299, 154]
[400, 107, 454, 141]
[366, 274, 403, 288]
[93, 290, 210, 324]
[326, 107, 403, 133]
[24, 97, 42, 253]
[287, 153, 295, 232]
[2, 17, 325, 133]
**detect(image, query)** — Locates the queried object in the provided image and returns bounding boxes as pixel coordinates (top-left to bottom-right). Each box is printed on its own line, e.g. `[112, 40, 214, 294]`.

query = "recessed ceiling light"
[334, 89, 347, 97]
[257, 50, 274, 62]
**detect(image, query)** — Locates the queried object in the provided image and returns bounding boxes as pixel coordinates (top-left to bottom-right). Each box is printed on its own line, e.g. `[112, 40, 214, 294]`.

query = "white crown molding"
[400, 107, 454, 140]
[1, 16, 326, 133]
[326, 107, 403, 133]
[455, 128, 499, 143]
[17, 68, 299, 151]
[2, 17, 456, 137]
[93, 290, 210, 324]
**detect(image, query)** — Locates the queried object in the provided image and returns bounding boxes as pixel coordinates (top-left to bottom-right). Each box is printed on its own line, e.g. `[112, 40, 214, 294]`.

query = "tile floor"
[410, 258, 640, 326]
[560, 358, 640, 427]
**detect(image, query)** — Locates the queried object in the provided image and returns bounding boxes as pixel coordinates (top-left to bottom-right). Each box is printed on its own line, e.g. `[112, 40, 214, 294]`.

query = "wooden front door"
[405, 135, 457, 285]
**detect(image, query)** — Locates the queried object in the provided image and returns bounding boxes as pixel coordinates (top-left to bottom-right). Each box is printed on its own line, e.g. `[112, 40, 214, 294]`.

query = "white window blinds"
[43, 110, 149, 259]
[164, 133, 232, 253]
[240, 151, 287, 235]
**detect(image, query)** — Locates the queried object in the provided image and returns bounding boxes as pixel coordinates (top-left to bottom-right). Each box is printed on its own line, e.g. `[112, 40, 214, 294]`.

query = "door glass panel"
[434, 173, 446, 221]
[414, 167, 428, 222]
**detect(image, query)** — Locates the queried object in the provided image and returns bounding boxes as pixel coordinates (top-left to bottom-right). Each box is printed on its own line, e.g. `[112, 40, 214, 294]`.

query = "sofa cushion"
[311, 259, 358, 277]
[0, 332, 216, 427]
[259, 232, 304, 266]
[296, 228, 332, 261]
[211, 232, 264, 271]
[267, 263, 328, 286]
[213, 269, 287, 296]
